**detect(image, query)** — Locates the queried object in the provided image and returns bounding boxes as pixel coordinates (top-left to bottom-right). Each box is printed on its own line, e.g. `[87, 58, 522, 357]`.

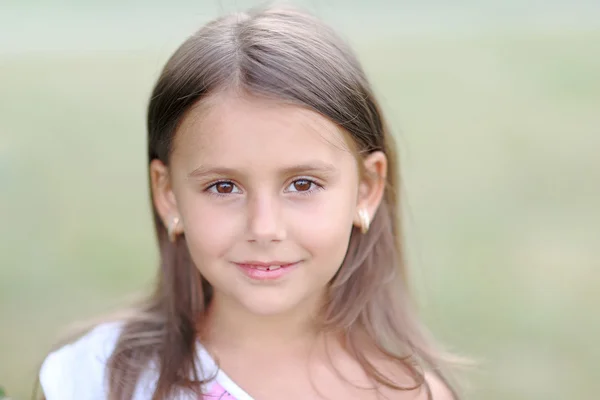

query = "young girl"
[39, 5, 458, 400]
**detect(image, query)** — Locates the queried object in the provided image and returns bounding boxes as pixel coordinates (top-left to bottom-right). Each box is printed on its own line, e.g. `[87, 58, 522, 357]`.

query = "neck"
[200, 291, 324, 353]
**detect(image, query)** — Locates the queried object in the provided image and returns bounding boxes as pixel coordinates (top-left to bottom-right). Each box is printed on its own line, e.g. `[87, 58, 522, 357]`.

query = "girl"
[39, 5, 458, 400]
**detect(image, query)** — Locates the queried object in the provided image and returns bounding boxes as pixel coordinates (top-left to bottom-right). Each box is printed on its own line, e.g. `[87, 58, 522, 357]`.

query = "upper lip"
[234, 261, 299, 267]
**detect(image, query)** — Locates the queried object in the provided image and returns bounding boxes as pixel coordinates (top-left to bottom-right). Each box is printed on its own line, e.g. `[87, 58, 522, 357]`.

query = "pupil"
[217, 182, 233, 193]
[294, 180, 311, 191]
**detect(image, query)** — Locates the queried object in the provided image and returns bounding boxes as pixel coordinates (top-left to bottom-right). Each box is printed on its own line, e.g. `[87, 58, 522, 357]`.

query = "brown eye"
[207, 181, 240, 195]
[215, 182, 234, 193]
[292, 179, 312, 192]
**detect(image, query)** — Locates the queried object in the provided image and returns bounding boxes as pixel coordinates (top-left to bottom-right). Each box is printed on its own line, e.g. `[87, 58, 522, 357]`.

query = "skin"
[149, 91, 452, 399]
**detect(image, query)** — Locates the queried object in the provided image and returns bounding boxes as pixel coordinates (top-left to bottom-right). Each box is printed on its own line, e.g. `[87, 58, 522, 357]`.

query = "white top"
[39, 321, 254, 400]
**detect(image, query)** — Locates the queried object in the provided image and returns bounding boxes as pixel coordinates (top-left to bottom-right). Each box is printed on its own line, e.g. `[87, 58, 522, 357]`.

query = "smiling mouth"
[235, 262, 298, 270]
[233, 261, 300, 280]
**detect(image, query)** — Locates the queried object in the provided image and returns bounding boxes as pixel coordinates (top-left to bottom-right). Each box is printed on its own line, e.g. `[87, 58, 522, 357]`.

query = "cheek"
[292, 189, 355, 263]
[179, 197, 243, 258]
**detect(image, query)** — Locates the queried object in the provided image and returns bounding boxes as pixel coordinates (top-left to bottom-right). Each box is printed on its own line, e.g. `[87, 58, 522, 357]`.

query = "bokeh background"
[1, 1, 599, 399]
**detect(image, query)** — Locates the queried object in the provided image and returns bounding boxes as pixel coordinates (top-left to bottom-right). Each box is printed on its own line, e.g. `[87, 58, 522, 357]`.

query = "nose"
[247, 193, 286, 244]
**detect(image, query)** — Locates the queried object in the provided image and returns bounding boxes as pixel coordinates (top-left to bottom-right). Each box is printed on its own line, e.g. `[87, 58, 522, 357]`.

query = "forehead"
[172, 92, 356, 169]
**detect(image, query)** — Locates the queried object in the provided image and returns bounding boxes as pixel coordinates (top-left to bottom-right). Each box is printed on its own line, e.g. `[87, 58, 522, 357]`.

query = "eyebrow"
[187, 162, 339, 180]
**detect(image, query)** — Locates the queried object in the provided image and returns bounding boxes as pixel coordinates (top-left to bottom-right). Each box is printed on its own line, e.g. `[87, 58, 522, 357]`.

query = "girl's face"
[151, 92, 386, 317]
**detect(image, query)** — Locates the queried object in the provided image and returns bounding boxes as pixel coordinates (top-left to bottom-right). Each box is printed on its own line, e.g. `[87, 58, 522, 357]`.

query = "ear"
[149, 159, 183, 237]
[353, 151, 387, 229]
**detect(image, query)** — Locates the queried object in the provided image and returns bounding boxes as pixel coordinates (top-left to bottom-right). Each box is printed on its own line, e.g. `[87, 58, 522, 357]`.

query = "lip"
[233, 261, 300, 281]
[236, 260, 298, 267]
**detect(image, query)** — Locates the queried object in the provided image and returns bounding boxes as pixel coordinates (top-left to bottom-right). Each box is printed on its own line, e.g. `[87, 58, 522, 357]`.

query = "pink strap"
[202, 382, 237, 399]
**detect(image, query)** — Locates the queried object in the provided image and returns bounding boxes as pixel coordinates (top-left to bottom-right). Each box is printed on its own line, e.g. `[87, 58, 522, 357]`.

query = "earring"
[167, 216, 180, 242]
[358, 208, 370, 234]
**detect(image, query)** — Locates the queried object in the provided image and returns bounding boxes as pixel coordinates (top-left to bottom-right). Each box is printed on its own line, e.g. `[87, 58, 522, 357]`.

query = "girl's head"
[148, 6, 392, 319]
[108, 5, 455, 399]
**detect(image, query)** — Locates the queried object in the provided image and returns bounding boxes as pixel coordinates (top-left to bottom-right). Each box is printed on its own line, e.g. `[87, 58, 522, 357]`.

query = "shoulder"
[423, 371, 455, 400]
[40, 321, 124, 400]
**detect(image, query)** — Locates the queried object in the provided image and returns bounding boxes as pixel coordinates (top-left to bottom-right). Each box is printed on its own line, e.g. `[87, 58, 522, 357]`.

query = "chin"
[238, 292, 305, 316]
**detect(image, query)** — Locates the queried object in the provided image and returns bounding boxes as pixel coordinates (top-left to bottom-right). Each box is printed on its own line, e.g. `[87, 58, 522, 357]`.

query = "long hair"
[50, 5, 459, 399]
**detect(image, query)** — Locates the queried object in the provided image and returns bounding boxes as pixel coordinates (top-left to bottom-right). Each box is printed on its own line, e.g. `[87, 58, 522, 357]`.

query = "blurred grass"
[1, 5, 599, 400]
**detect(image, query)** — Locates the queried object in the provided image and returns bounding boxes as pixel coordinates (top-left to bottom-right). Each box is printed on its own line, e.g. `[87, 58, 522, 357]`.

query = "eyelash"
[205, 178, 324, 198]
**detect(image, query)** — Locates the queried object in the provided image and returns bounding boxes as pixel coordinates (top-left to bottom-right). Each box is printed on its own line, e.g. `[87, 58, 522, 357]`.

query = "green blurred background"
[1, 1, 599, 399]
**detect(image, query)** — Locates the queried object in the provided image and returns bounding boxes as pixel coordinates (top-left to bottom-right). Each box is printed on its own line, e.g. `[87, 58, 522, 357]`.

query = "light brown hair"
[40, 4, 459, 400]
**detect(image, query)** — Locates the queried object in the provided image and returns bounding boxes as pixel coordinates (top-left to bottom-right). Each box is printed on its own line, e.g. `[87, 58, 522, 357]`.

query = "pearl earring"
[358, 208, 370, 234]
